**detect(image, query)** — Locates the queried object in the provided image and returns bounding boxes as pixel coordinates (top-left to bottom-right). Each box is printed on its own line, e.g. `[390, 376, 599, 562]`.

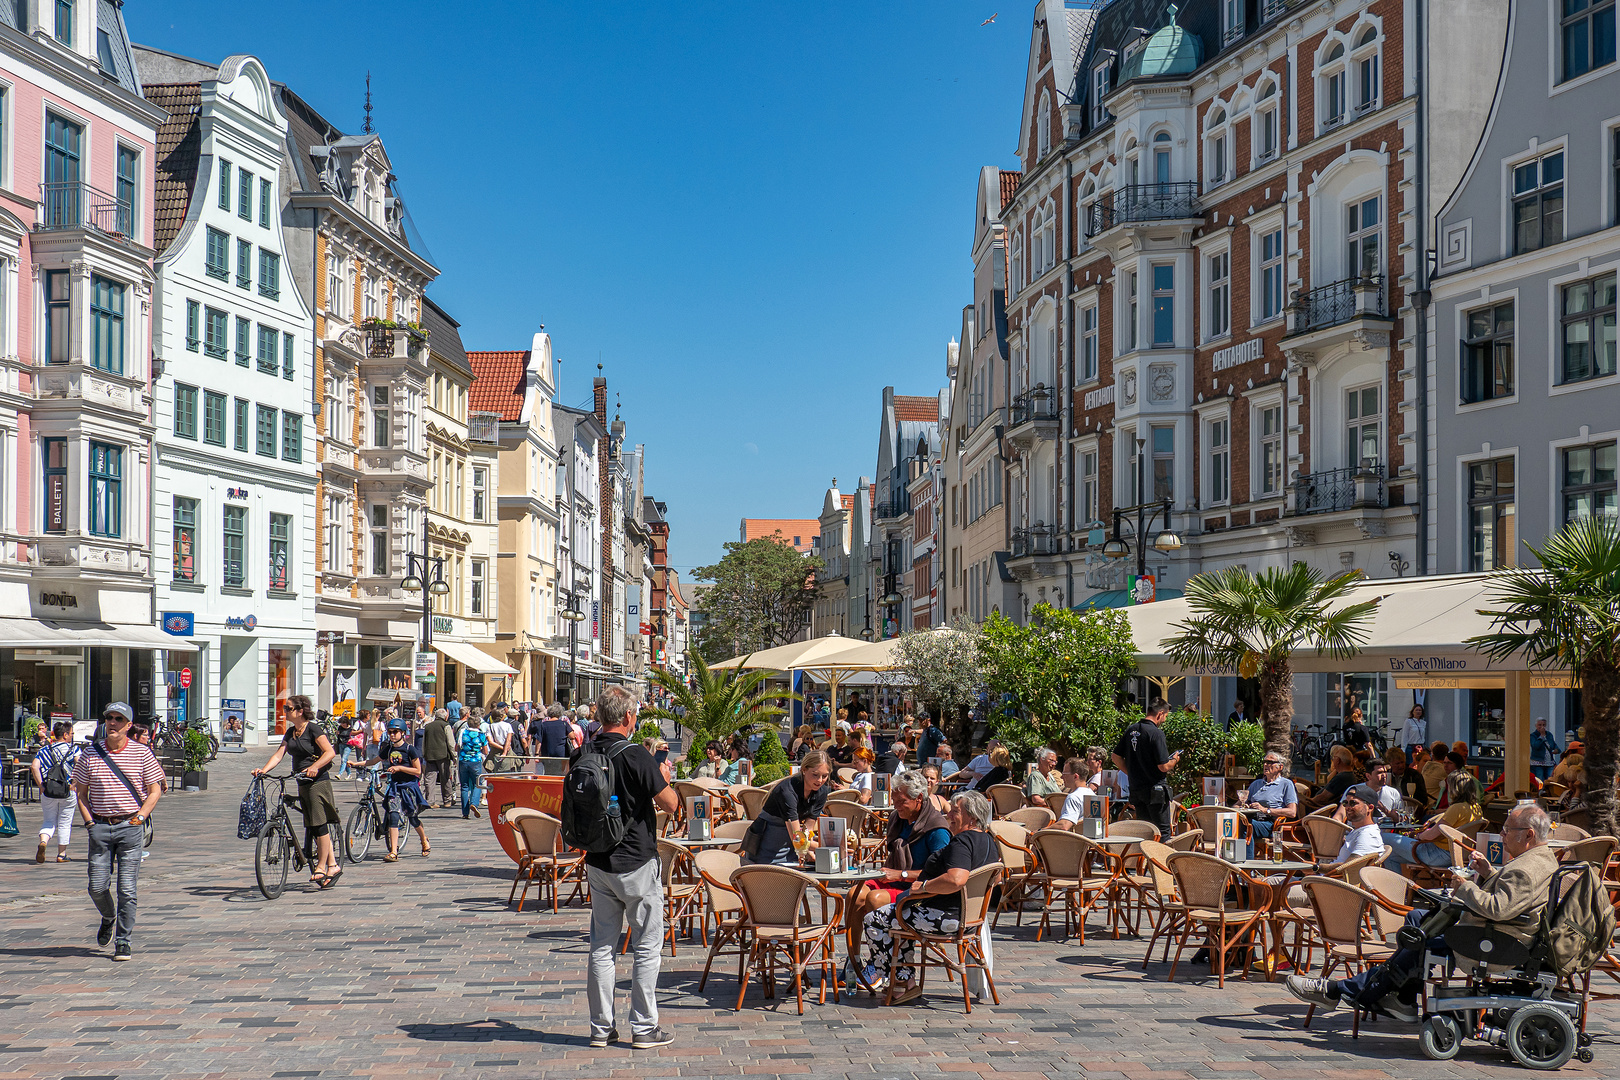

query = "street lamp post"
[1102, 436, 1183, 601]
[560, 591, 586, 705]
[400, 515, 451, 698]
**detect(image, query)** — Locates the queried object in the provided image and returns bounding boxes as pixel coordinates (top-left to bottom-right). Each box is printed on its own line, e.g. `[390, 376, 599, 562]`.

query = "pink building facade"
[0, 4, 166, 737]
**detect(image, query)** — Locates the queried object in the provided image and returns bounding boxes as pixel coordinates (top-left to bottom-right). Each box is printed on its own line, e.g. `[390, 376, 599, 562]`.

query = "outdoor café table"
[1233, 859, 1316, 980]
[1088, 835, 1146, 938]
[667, 836, 743, 851]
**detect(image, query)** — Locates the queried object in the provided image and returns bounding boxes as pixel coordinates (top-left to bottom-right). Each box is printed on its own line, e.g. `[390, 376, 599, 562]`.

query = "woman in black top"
[744, 750, 832, 866]
[970, 746, 1013, 793]
[858, 787, 1000, 1002]
[254, 695, 341, 886]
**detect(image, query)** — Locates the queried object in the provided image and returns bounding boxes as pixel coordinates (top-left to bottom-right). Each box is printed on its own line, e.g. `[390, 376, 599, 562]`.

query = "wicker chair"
[1557, 835, 1618, 868]
[1186, 805, 1251, 855]
[884, 862, 1005, 1013]
[733, 786, 771, 820]
[823, 800, 881, 861]
[1165, 828, 1204, 852]
[1136, 839, 1185, 968]
[731, 864, 844, 1014]
[1030, 829, 1115, 943]
[1551, 822, 1592, 843]
[1403, 823, 1475, 887]
[504, 808, 584, 913]
[1042, 792, 1069, 816]
[693, 850, 749, 992]
[1005, 806, 1055, 832]
[1298, 875, 1402, 1036]
[1165, 851, 1268, 988]
[988, 820, 1040, 928]
[1108, 819, 1162, 841]
[712, 819, 753, 850]
[1295, 815, 1352, 862]
[826, 787, 863, 805]
[836, 767, 858, 785]
[655, 838, 705, 955]
[1358, 865, 1417, 917]
[986, 783, 1027, 818]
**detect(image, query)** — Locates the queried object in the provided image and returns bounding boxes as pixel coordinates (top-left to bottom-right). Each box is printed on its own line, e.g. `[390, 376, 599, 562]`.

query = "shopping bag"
[0, 802, 18, 838]
[236, 776, 267, 840]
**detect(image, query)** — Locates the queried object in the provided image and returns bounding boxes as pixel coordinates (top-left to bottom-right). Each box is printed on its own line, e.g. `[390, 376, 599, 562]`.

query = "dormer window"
[1091, 61, 1111, 126]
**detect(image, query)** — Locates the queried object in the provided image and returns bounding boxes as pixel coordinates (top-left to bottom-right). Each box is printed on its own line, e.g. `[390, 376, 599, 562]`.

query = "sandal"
[318, 867, 343, 888]
[57, 853, 71, 862]
[420, 844, 431, 857]
[383, 853, 399, 863]
[310, 872, 330, 885]
[888, 983, 924, 1005]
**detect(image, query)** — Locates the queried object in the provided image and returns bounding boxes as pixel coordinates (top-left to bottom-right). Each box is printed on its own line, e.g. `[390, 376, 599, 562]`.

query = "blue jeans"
[459, 760, 484, 817]
[1533, 764, 1554, 782]
[338, 745, 354, 775]
[1384, 832, 1451, 870]
[1337, 909, 1444, 1004]
[87, 821, 143, 945]
[1247, 817, 1274, 860]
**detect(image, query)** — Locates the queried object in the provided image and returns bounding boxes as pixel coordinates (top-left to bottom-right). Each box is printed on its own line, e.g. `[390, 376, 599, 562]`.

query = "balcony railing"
[469, 412, 501, 443]
[1087, 182, 1200, 237]
[1009, 524, 1057, 558]
[1293, 463, 1386, 516]
[1290, 274, 1386, 334]
[364, 322, 427, 360]
[1262, 0, 1305, 21]
[1009, 385, 1060, 426]
[41, 181, 133, 237]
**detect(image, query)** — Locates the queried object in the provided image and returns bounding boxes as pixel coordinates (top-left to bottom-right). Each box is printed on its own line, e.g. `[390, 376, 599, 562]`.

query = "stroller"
[1409, 863, 1610, 1069]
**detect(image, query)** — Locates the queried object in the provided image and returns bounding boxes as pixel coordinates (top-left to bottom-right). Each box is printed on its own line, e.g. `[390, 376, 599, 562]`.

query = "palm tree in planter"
[1160, 563, 1382, 765]
[642, 653, 798, 782]
[1466, 516, 1620, 837]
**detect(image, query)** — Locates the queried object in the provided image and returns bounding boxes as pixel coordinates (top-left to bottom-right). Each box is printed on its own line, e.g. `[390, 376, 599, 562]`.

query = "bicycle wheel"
[345, 801, 375, 864]
[142, 815, 154, 849]
[255, 820, 291, 899]
[207, 734, 220, 761]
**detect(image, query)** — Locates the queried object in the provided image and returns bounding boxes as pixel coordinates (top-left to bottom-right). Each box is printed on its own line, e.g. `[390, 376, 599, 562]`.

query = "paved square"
[1, 750, 1614, 1080]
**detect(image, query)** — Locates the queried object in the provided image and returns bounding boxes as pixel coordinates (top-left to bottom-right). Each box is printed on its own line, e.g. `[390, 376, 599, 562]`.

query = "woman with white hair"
[857, 788, 1000, 1002]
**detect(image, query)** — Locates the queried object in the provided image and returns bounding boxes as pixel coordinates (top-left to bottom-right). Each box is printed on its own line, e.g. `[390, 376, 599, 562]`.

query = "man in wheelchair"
[1287, 802, 1559, 1022]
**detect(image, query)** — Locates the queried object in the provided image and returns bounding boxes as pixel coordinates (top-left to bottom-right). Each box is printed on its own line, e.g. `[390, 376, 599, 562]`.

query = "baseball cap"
[103, 702, 134, 723]
[1344, 784, 1378, 805]
[387, 718, 407, 732]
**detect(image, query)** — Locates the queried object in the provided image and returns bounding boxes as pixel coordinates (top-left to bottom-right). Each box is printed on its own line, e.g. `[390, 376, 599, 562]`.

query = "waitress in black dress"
[743, 750, 833, 865]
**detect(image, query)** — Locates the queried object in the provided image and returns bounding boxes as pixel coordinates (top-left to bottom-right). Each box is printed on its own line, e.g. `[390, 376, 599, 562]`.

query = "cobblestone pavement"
[1, 747, 1615, 1080]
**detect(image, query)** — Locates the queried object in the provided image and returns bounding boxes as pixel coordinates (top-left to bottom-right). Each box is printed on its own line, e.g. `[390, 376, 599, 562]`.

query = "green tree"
[1160, 563, 1381, 765]
[751, 726, 791, 786]
[979, 604, 1137, 760]
[642, 653, 795, 778]
[1466, 516, 1620, 837]
[882, 619, 985, 753]
[693, 535, 823, 657]
[1160, 708, 1227, 794]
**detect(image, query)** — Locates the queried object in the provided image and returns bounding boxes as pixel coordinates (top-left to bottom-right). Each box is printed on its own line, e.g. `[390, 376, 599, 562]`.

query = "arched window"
[1041, 205, 1057, 272]
[1351, 27, 1380, 114]
[1205, 109, 1229, 187]
[1254, 81, 1280, 162]
[1079, 177, 1097, 245]
[1319, 42, 1348, 130]
[1037, 91, 1052, 157]
[1010, 232, 1023, 297]
[1153, 131, 1172, 185]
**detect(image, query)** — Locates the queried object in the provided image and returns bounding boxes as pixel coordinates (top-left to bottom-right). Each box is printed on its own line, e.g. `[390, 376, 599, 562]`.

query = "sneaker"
[631, 1028, 673, 1049]
[113, 942, 132, 961]
[588, 1028, 619, 1048]
[1286, 975, 1339, 1010]
[97, 919, 115, 947]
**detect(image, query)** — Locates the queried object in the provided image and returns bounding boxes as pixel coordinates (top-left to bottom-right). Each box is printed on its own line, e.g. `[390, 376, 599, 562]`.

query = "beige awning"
[1125, 571, 1535, 677]
[710, 634, 858, 671]
[434, 639, 519, 675]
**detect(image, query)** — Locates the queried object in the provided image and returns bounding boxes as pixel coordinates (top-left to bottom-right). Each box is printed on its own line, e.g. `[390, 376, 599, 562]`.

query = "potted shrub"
[180, 729, 211, 791]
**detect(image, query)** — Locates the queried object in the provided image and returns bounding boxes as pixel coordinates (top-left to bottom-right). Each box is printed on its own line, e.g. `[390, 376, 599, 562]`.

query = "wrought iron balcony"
[40, 182, 134, 238]
[468, 412, 501, 444]
[1262, 0, 1305, 21]
[1289, 275, 1387, 335]
[364, 322, 428, 360]
[1009, 385, 1060, 426]
[1292, 463, 1386, 516]
[1009, 524, 1057, 558]
[1086, 183, 1201, 237]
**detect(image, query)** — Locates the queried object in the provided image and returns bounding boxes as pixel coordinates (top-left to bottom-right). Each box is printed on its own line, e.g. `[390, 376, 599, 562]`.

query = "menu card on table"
[1081, 793, 1110, 839]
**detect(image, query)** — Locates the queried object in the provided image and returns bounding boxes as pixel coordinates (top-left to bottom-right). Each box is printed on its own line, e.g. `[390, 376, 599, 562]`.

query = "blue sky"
[127, 1, 1030, 575]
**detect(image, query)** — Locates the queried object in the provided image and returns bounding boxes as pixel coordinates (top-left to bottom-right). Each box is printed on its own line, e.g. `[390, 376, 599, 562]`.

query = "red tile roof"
[466, 350, 528, 421]
[741, 519, 819, 552]
[1000, 170, 1023, 211]
[145, 83, 202, 257]
[894, 395, 938, 423]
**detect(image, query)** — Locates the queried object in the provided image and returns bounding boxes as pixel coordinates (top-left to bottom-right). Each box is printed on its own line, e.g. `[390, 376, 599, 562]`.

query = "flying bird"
[981, 13, 998, 25]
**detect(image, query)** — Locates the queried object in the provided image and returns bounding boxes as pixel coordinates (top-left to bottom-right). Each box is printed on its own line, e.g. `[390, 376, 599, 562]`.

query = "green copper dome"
[1119, 4, 1203, 83]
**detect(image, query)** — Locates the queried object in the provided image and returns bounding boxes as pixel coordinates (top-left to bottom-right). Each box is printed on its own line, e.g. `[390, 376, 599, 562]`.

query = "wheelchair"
[1403, 885, 1594, 1069]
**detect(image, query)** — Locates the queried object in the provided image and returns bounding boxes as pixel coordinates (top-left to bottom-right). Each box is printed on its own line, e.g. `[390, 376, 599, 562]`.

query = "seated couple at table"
[850, 786, 999, 1003]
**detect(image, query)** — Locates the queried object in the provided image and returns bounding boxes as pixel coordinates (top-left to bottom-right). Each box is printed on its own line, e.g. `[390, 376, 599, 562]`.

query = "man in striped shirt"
[71, 702, 164, 961]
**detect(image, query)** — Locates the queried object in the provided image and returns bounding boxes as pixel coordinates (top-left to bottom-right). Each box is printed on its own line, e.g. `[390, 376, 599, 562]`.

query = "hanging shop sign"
[162, 612, 195, 636]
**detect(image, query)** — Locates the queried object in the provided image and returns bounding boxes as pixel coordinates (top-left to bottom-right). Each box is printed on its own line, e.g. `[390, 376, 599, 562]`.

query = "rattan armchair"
[1029, 829, 1116, 943]
[1165, 851, 1269, 988]
[730, 864, 844, 1014]
[504, 807, 584, 913]
[885, 862, 1004, 1013]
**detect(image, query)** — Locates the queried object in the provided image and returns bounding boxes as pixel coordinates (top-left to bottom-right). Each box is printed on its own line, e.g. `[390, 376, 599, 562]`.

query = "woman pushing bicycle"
[254, 695, 342, 887]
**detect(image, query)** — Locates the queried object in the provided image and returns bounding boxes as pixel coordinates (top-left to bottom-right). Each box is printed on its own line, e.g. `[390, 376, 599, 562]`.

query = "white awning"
[434, 638, 519, 675]
[10, 619, 176, 650]
[1123, 571, 1534, 677]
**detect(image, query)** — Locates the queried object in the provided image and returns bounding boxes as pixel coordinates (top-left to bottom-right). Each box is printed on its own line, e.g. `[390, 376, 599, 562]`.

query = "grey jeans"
[586, 858, 664, 1038]
[86, 821, 143, 944]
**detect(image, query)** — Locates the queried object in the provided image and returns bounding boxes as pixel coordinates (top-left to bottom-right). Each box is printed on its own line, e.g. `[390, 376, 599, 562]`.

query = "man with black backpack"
[561, 685, 678, 1049]
[30, 721, 81, 863]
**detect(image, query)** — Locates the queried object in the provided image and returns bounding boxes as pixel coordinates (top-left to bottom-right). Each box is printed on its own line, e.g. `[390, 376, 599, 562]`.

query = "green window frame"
[235, 316, 251, 367]
[173, 383, 198, 440]
[115, 145, 137, 237]
[237, 168, 253, 220]
[281, 411, 302, 462]
[236, 238, 251, 289]
[258, 249, 280, 299]
[205, 226, 229, 279]
[88, 441, 121, 538]
[234, 398, 250, 451]
[256, 324, 278, 373]
[186, 299, 200, 351]
[172, 496, 197, 583]
[222, 504, 246, 587]
[282, 331, 294, 381]
[218, 159, 231, 210]
[204, 307, 228, 359]
[54, 0, 72, 45]
[42, 438, 67, 533]
[90, 275, 124, 374]
[203, 390, 227, 446]
[255, 403, 277, 457]
[269, 512, 291, 592]
[259, 178, 272, 228]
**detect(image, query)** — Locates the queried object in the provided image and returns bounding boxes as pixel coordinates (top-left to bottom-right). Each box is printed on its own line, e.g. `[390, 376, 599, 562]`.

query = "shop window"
[1327, 672, 1389, 733]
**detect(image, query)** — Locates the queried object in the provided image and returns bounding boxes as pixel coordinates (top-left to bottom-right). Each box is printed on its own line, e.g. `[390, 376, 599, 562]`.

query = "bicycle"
[344, 768, 389, 864]
[253, 773, 312, 899]
[156, 716, 219, 762]
[1291, 724, 1327, 769]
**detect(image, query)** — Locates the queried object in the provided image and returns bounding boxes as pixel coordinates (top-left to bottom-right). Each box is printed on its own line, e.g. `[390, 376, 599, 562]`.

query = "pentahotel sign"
[1083, 384, 1115, 411]
[1213, 338, 1263, 372]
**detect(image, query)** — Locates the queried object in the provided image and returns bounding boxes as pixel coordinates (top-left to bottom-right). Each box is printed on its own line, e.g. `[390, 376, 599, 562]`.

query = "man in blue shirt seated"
[1235, 751, 1298, 856]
